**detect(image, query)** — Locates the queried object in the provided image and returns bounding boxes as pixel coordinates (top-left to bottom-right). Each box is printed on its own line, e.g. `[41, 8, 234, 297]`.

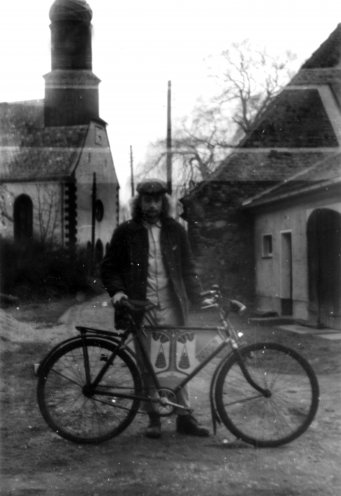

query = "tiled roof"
[241, 89, 338, 148]
[0, 101, 44, 141]
[0, 143, 84, 181]
[238, 25, 341, 150]
[216, 150, 329, 181]
[0, 101, 89, 180]
[182, 25, 341, 204]
[183, 150, 332, 201]
[243, 152, 341, 208]
[301, 23, 341, 69]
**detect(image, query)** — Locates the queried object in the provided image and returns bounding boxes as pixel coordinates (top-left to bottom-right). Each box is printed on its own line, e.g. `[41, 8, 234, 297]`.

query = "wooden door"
[307, 209, 341, 328]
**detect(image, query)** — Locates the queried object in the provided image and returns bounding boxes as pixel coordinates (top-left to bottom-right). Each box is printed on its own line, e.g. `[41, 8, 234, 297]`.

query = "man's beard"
[143, 210, 160, 223]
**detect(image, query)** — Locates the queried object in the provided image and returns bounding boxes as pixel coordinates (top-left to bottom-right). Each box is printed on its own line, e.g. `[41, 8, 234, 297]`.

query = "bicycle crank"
[157, 388, 180, 416]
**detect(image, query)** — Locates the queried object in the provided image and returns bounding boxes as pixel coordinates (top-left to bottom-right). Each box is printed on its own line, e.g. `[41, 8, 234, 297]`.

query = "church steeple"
[44, 0, 101, 126]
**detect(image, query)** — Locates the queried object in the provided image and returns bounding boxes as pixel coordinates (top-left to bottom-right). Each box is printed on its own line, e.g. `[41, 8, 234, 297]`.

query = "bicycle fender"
[37, 335, 135, 377]
[37, 336, 82, 376]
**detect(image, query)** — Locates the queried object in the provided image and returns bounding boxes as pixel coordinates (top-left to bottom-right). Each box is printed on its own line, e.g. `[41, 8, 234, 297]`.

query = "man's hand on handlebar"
[200, 296, 219, 310]
[111, 292, 128, 307]
[112, 294, 155, 313]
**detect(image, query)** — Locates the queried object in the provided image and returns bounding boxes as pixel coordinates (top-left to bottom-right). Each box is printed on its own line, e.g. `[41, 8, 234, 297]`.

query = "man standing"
[101, 178, 209, 439]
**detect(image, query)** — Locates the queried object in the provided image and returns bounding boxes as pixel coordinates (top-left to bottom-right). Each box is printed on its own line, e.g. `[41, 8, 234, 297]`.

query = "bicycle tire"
[215, 342, 319, 447]
[37, 337, 142, 443]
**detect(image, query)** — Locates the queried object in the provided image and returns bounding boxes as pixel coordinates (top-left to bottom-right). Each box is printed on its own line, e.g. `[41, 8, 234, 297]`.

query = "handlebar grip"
[229, 299, 247, 315]
[200, 303, 219, 310]
[200, 290, 215, 297]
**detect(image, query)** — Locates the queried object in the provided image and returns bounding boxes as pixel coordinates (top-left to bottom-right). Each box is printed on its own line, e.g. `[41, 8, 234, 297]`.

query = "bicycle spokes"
[215, 343, 319, 447]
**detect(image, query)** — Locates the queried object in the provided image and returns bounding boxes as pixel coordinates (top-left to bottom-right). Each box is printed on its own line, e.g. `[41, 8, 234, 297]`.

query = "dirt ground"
[1, 293, 341, 496]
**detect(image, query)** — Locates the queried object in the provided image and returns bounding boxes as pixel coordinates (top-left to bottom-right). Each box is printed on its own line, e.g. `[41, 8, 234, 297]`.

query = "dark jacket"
[101, 217, 202, 325]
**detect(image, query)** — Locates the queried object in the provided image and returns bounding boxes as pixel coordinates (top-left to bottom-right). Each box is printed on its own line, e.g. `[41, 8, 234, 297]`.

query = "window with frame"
[94, 199, 104, 222]
[262, 234, 273, 258]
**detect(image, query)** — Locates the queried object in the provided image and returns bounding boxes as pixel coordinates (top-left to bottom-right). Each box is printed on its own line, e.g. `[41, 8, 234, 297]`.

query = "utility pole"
[91, 172, 96, 272]
[130, 145, 135, 197]
[166, 80, 172, 194]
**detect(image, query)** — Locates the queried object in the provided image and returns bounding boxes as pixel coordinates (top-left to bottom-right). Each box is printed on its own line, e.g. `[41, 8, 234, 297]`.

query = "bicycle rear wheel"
[215, 342, 319, 447]
[37, 337, 142, 443]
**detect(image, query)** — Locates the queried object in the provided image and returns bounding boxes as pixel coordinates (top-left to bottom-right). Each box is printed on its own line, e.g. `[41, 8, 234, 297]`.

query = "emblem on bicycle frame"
[149, 330, 198, 376]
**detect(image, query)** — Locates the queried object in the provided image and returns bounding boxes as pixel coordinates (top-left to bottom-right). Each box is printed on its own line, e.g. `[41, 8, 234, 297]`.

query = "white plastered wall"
[254, 194, 341, 320]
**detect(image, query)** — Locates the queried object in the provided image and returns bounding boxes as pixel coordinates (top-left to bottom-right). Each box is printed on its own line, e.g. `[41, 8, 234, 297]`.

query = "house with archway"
[0, 0, 119, 263]
[243, 152, 341, 329]
[181, 24, 341, 329]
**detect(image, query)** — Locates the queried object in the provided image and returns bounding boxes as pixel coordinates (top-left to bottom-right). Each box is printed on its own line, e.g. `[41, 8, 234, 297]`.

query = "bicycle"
[37, 285, 319, 447]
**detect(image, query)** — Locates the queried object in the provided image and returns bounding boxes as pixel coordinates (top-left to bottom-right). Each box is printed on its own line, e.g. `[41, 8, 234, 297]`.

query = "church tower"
[44, 0, 101, 126]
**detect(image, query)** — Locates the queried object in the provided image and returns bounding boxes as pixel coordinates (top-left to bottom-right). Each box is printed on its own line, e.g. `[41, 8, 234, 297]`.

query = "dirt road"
[1, 294, 341, 495]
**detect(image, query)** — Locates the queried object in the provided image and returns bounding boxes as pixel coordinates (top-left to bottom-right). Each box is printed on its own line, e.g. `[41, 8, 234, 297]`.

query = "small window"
[95, 199, 104, 222]
[95, 126, 103, 145]
[262, 234, 273, 258]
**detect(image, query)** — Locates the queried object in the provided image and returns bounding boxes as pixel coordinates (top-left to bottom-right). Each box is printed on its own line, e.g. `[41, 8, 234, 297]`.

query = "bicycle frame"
[134, 324, 232, 412]
[75, 311, 269, 415]
[38, 291, 320, 446]
[74, 324, 231, 409]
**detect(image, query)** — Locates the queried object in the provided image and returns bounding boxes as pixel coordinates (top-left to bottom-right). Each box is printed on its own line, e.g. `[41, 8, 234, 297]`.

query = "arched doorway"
[307, 208, 341, 329]
[14, 195, 33, 242]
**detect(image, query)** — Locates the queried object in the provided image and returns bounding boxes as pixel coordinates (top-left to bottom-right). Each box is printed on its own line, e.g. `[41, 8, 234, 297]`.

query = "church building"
[0, 0, 119, 262]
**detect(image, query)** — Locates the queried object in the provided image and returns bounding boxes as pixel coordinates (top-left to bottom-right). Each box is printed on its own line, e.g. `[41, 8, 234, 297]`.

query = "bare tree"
[137, 41, 297, 187]
[136, 101, 232, 190]
[0, 185, 14, 227]
[36, 184, 61, 245]
[216, 40, 297, 135]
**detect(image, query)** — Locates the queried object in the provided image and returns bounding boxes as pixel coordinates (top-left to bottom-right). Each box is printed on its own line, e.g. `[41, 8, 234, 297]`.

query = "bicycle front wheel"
[37, 337, 142, 443]
[215, 342, 319, 447]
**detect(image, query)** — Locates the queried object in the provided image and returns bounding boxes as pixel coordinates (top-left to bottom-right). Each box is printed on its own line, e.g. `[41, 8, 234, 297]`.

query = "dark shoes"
[176, 414, 210, 437]
[145, 414, 162, 439]
[145, 413, 209, 438]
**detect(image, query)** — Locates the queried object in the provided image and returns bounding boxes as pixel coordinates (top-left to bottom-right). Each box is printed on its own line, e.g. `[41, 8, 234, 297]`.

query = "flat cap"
[136, 178, 167, 195]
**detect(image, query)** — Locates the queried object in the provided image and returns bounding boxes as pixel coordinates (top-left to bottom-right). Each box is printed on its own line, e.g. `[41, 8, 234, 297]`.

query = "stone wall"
[182, 180, 275, 303]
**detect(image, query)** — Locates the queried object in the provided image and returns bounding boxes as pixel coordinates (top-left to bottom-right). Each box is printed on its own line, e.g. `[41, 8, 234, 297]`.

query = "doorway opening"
[307, 208, 341, 328]
[280, 232, 293, 316]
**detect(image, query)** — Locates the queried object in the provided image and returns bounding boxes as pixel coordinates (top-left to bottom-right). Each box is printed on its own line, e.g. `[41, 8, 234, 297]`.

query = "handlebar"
[229, 299, 247, 315]
[200, 286, 247, 315]
[113, 286, 246, 317]
[113, 299, 155, 313]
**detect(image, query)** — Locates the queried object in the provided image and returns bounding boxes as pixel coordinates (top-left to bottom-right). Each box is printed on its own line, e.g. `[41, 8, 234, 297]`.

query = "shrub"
[0, 239, 92, 300]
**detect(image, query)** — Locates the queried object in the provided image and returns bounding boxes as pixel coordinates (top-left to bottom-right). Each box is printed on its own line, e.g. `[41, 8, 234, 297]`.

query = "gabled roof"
[0, 101, 89, 181]
[301, 23, 341, 69]
[240, 24, 341, 149]
[0, 127, 88, 181]
[182, 150, 333, 202]
[241, 89, 338, 148]
[182, 25, 341, 205]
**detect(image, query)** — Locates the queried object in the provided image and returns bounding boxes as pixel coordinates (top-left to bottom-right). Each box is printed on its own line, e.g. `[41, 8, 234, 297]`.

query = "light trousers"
[134, 302, 190, 415]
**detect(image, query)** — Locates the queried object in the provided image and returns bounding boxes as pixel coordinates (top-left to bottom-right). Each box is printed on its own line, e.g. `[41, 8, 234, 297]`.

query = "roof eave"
[242, 177, 341, 210]
[0, 174, 72, 183]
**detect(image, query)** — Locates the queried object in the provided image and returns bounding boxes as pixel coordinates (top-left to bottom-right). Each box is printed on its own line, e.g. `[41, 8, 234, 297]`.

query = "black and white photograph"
[0, 0, 340, 494]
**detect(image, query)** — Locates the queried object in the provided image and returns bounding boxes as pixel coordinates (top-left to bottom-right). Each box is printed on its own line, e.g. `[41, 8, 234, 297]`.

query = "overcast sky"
[0, 0, 340, 199]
